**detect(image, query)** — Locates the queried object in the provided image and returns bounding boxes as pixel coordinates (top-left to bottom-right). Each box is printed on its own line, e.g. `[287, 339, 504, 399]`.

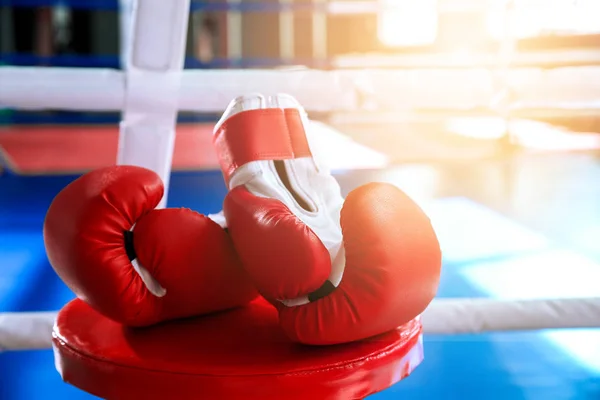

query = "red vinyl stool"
[52, 298, 424, 400]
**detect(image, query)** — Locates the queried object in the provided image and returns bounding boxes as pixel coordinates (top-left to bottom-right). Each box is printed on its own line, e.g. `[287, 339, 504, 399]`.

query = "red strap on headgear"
[213, 108, 312, 184]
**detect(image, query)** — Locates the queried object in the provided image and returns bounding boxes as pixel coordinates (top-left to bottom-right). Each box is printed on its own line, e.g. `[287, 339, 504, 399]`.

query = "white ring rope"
[421, 297, 600, 334]
[2, 65, 600, 113]
[0, 312, 57, 351]
[1, 297, 599, 351]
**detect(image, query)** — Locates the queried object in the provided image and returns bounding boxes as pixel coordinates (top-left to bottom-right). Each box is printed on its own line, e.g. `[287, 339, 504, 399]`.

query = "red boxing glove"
[44, 166, 257, 327]
[214, 94, 442, 345]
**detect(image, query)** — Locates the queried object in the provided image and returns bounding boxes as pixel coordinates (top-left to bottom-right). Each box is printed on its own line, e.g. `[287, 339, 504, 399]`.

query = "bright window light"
[378, 0, 438, 47]
[487, 0, 600, 39]
[543, 330, 600, 374]
[460, 249, 600, 300]
[423, 197, 549, 264]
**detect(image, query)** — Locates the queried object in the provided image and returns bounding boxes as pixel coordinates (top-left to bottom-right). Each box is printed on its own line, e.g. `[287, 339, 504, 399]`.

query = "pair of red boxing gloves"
[44, 94, 442, 345]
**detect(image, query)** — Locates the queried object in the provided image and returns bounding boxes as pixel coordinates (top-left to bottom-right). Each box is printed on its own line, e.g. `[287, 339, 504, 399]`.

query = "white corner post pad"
[117, 0, 191, 209]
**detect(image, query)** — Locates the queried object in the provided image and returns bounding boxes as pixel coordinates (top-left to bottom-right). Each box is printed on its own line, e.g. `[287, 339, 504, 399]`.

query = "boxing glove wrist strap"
[123, 228, 166, 298]
[213, 108, 312, 185]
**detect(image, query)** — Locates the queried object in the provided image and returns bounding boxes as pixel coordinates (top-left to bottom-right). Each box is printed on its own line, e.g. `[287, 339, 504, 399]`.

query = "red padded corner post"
[52, 298, 424, 400]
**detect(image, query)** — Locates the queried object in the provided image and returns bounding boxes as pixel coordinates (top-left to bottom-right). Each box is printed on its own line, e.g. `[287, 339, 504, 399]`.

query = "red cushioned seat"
[52, 298, 423, 400]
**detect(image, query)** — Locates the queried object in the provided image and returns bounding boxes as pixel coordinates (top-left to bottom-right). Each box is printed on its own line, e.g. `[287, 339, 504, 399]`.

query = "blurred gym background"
[1, 1, 599, 399]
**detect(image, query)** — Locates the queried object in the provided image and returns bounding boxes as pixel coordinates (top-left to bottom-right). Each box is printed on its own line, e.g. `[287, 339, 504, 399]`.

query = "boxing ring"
[2, 0, 600, 398]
